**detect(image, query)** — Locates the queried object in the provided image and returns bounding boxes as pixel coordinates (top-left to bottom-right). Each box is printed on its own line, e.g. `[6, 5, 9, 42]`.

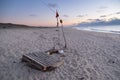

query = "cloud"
[77, 14, 87, 18]
[48, 3, 58, 8]
[99, 6, 108, 9]
[88, 19, 94, 21]
[116, 12, 120, 14]
[88, 19, 101, 22]
[97, 6, 108, 13]
[100, 15, 107, 18]
[63, 15, 69, 18]
[29, 14, 37, 17]
[77, 18, 120, 27]
[96, 10, 104, 13]
[99, 11, 120, 18]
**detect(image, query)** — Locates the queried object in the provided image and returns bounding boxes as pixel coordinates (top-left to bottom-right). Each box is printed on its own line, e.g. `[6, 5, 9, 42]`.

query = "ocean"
[74, 25, 120, 34]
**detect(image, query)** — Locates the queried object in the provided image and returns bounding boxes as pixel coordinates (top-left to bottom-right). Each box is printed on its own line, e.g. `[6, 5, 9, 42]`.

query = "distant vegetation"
[0, 23, 31, 28]
[0, 23, 56, 28]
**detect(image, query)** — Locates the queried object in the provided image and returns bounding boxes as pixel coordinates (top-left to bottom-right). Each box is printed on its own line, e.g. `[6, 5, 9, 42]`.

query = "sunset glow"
[0, 0, 120, 26]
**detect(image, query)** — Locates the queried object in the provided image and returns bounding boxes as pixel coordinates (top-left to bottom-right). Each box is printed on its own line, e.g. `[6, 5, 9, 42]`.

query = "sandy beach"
[0, 25, 120, 80]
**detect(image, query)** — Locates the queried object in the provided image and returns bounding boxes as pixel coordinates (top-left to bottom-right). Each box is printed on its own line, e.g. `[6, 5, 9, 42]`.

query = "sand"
[0, 26, 120, 80]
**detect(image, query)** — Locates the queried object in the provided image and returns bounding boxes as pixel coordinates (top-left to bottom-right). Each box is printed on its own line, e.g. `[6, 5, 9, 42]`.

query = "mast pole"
[56, 10, 60, 49]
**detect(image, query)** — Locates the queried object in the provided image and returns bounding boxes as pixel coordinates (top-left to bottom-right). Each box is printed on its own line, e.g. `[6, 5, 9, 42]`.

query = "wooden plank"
[22, 52, 64, 71]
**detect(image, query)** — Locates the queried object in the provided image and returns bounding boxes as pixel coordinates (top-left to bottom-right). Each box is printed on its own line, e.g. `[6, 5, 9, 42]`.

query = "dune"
[0, 24, 120, 80]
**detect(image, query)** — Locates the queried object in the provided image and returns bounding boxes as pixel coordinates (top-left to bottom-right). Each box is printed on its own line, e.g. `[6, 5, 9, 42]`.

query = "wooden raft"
[22, 52, 64, 71]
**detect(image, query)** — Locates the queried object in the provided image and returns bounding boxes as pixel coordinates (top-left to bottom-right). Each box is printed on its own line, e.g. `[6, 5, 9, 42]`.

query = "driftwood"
[22, 52, 64, 71]
[45, 49, 59, 55]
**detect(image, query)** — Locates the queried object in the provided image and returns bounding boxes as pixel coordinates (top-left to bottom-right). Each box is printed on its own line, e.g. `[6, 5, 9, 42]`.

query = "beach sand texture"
[0, 26, 120, 80]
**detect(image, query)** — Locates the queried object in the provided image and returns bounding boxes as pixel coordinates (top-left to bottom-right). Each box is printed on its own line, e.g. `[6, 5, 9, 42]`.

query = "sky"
[0, 0, 120, 26]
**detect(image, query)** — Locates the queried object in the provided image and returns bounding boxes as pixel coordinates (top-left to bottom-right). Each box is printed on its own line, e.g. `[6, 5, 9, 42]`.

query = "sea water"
[74, 25, 120, 34]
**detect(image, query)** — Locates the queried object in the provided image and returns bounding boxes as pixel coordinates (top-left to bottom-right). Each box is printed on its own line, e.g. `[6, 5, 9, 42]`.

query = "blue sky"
[0, 0, 120, 26]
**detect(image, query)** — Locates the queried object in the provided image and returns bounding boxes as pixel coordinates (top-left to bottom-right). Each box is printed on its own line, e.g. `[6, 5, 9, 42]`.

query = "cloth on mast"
[60, 19, 63, 24]
[56, 10, 59, 18]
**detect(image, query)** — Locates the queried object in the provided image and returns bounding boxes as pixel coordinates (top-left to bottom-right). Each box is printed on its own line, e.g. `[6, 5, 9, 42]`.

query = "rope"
[60, 21, 67, 49]
[39, 0, 55, 13]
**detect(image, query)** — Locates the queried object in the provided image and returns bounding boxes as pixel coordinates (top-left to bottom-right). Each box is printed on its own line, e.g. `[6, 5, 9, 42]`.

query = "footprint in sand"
[0, 47, 5, 55]
[71, 59, 78, 68]
[79, 60, 87, 68]
[87, 57, 93, 64]
[86, 68, 98, 80]
[107, 56, 120, 68]
[93, 65, 101, 72]
[112, 70, 120, 79]
[107, 57, 118, 64]
[39, 34, 46, 39]
[33, 32, 38, 35]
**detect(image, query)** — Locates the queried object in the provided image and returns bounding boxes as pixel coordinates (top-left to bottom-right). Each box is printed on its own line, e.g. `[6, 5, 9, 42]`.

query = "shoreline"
[74, 26, 120, 34]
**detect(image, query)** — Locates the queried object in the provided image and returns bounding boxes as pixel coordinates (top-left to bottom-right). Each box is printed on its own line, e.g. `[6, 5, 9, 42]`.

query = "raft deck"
[22, 52, 64, 71]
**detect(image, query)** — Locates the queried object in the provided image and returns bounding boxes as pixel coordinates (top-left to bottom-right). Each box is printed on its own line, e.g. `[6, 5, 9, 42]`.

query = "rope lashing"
[60, 19, 67, 49]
